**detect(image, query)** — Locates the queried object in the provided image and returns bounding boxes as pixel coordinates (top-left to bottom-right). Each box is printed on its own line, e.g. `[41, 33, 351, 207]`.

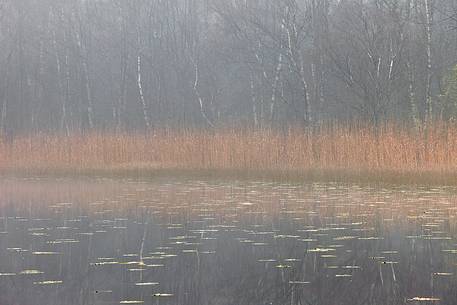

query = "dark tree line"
[1, 0, 457, 134]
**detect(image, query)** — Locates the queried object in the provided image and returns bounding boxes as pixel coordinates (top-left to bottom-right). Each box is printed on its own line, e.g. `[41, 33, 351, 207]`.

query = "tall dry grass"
[2, 123, 457, 180]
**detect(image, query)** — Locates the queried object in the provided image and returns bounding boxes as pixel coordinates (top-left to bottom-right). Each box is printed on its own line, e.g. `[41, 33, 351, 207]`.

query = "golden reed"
[1, 123, 457, 180]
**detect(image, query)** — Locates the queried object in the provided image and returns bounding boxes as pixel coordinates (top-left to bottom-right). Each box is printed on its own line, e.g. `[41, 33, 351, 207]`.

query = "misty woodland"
[0, 0, 455, 133]
[4, 2, 457, 305]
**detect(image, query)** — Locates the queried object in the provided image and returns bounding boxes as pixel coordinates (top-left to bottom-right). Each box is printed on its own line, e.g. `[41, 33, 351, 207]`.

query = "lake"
[0, 176, 455, 304]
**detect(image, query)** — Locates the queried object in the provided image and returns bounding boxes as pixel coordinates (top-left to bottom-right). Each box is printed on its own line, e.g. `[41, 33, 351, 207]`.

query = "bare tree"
[0, 0, 456, 132]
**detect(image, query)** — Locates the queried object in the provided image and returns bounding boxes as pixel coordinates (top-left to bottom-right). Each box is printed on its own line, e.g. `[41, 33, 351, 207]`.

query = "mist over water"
[1, 177, 456, 304]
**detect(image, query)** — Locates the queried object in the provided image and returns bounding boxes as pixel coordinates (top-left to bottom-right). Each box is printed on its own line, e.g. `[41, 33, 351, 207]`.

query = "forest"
[0, 0, 456, 134]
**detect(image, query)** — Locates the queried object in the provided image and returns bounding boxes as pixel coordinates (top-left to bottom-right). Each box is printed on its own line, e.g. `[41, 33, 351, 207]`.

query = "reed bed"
[2, 123, 457, 181]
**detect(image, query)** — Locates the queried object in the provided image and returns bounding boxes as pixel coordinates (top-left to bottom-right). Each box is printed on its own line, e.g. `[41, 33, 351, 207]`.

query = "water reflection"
[0, 177, 456, 304]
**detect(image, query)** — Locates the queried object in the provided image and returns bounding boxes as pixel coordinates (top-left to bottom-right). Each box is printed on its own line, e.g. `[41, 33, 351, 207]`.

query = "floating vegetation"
[342, 266, 361, 270]
[433, 272, 453, 276]
[258, 259, 276, 263]
[33, 280, 63, 285]
[284, 258, 301, 262]
[289, 281, 310, 285]
[128, 268, 146, 272]
[308, 248, 335, 253]
[7, 248, 28, 253]
[152, 293, 173, 297]
[135, 282, 159, 286]
[32, 252, 61, 255]
[91, 261, 119, 266]
[19, 270, 44, 275]
[144, 264, 164, 268]
[320, 255, 337, 258]
[407, 297, 441, 302]
[333, 236, 358, 241]
[201, 251, 216, 254]
[48, 239, 80, 244]
[275, 264, 292, 269]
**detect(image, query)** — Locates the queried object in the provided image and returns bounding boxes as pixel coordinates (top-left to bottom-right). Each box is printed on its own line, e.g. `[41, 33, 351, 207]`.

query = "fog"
[0, 0, 454, 133]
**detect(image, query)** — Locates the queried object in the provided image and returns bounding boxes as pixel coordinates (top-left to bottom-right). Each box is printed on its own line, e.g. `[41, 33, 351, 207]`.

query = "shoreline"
[2, 166, 457, 187]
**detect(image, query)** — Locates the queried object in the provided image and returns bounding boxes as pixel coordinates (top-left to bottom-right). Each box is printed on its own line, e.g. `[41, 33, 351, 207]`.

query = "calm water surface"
[0, 177, 456, 305]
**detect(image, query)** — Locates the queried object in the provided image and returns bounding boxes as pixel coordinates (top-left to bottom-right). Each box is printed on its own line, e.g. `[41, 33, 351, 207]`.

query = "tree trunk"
[52, 9, 69, 135]
[75, 7, 94, 130]
[424, 0, 434, 122]
[249, 71, 259, 128]
[137, 54, 152, 130]
[193, 60, 214, 128]
[270, 52, 283, 125]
